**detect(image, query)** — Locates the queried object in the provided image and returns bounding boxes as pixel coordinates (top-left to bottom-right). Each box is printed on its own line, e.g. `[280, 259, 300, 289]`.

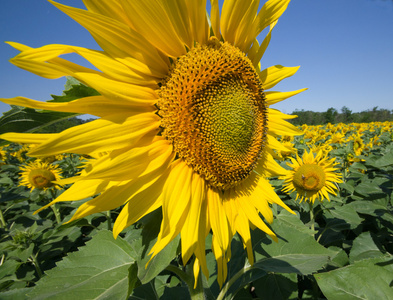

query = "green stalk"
[166, 264, 206, 300]
[30, 253, 43, 278]
[217, 263, 252, 300]
[50, 203, 62, 225]
[106, 211, 112, 231]
[49, 189, 61, 224]
[309, 201, 315, 233]
[0, 207, 6, 228]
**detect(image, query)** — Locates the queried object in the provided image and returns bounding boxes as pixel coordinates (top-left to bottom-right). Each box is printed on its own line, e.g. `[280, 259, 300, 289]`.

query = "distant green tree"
[323, 107, 338, 124]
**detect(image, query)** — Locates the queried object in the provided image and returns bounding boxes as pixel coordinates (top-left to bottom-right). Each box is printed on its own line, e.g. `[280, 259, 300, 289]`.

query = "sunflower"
[1, 0, 306, 287]
[19, 160, 62, 191]
[281, 149, 342, 203]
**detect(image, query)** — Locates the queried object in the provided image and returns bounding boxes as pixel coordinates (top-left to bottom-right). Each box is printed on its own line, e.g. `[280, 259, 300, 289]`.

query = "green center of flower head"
[293, 164, 326, 192]
[158, 39, 267, 190]
[29, 169, 56, 189]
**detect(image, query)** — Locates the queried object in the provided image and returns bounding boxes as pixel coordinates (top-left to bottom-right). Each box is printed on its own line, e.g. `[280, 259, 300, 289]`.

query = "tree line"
[289, 106, 393, 125]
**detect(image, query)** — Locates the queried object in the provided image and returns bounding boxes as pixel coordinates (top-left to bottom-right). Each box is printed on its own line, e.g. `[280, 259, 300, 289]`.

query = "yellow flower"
[0, 0, 306, 286]
[282, 150, 342, 203]
[19, 160, 62, 191]
[0, 147, 7, 166]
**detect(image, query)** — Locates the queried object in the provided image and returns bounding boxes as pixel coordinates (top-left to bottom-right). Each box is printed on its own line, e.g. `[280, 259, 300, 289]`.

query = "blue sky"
[1, 0, 393, 116]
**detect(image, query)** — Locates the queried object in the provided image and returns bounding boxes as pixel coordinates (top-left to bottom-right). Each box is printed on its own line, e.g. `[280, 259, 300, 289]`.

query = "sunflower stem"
[106, 211, 112, 231]
[166, 264, 206, 300]
[48, 189, 61, 224]
[29, 253, 43, 278]
[50, 204, 62, 225]
[217, 263, 252, 300]
[0, 207, 6, 228]
[309, 202, 315, 234]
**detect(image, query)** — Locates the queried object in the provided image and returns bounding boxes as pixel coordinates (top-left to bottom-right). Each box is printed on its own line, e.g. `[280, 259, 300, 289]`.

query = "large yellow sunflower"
[281, 149, 342, 204]
[1, 0, 306, 286]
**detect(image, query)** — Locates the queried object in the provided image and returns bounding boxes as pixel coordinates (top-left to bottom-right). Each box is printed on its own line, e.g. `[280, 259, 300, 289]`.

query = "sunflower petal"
[119, 0, 186, 57]
[255, 0, 290, 33]
[260, 65, 300, 90]
[49, 0, 169, 76]
[265, 88, 308, 105]
[28, 112, 160, 156]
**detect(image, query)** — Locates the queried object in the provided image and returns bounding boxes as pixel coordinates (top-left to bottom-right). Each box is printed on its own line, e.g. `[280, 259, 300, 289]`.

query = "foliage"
[290, 106, 393, 125]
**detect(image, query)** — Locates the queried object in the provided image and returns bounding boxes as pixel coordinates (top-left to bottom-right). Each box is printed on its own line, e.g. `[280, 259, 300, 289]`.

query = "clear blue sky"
[1, 0, 393, 116]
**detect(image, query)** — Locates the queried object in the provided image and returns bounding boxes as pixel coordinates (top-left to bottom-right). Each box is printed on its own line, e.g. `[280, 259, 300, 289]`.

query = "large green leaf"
[349, 232, 385, 263]
[0, 105, 78, 135]
[252, 211, 338, 274]
[124, 209, 180, 285]
[28, 230, 136, 300]
[315, 256, 393, 300]
[0, 77, 99, 136]
[225, 211, 337, 299]
[253, 273, 298, 300]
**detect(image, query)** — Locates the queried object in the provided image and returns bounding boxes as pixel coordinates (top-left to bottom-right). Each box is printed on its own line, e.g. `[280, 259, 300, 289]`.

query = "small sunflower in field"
[0, 147, 7, 163]
[350, 133, 365, 156]
[282, 150, 342, 203]
[19, 160, 62, 191]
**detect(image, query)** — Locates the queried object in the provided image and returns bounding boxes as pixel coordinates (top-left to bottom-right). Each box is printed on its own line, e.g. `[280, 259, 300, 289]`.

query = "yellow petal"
[49, 0, 169, 76]
[34, 179, 109, 214]
[113, 170, 168, 237]
[250, 21, 277, 66]
[255, 0, 290, 33]
[81, 137, 174, 181]
[28, 112, 160, 156]
[15, 44, 159, 85]
[260, 65, 300, 90]
[149, 160, 192, 259]
[120, 0, 186, 57]
[161, 0, 193, 48]
[181, 173, 208, 268]
[72, 73, 157, 106]
[0, 133, 55, 145]
[209, 0, 221, 40]
[268, 108, 302, 136]
[185, 0, 209, 45]
[207, 188, 230, 256]
[265, 88, 308, 105]
[0, 96, 155, 118]
[83, 0, 135, 29]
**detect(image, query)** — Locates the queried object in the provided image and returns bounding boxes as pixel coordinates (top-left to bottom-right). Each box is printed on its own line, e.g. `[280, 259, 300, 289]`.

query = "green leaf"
[0, 105, 78, 135]
[253, 254, 331, 275]
[0, 288, 30, 300]
[315, 256, 393, 300]
[253, 273, 298, 300]
[125, 209, 180, 285]
[324, 204, 363, 231]
[27, 230, 136, 300]
[0, 77, 99, 136]
[349, 232, 385, 263]
[252, 211, 338, 275]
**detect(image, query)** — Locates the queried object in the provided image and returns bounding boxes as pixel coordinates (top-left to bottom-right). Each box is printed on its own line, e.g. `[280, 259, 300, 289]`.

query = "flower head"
[282, 149, 342, 203]
[19, 160, 62, 191]
[1, 0, 306, 286]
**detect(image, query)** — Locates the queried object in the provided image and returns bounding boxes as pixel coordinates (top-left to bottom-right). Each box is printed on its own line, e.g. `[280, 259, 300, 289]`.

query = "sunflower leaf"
[0, 77, 98, 137]
[27, 230, 136, 300]
[251, 211, 338, 274]
[314, 256, 393, 300]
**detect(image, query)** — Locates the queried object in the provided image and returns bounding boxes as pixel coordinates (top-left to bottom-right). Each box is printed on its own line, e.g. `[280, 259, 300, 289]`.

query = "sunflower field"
[0, 79, 392, 299]
[1, 0, 393, 299]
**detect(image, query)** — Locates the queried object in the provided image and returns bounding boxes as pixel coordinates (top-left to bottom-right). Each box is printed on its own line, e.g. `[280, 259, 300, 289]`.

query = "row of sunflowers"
[1, 120, 392, 299]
